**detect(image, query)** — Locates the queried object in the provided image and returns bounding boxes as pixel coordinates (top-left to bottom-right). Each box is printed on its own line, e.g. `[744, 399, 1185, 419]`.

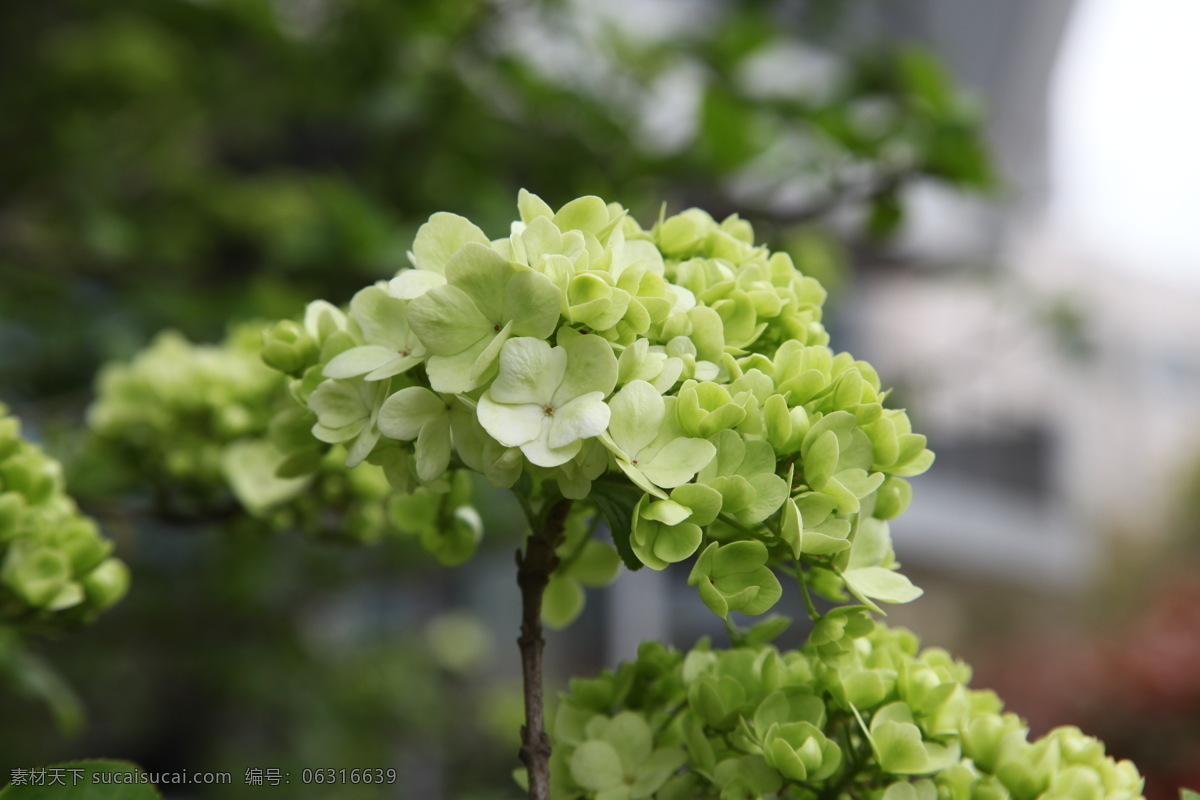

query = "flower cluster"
[264, 191, 934, 619]
[550, 619, 1145, 800]
[1, 403, 128, 626]
[86, 324, 397, 542]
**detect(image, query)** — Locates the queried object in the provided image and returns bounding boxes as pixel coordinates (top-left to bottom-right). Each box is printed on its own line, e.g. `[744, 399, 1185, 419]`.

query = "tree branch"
[516, 497, 572, 800]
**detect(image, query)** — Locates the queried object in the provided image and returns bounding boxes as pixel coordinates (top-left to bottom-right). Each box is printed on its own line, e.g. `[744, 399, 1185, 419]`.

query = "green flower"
[307, 377, 388, 467]
[567, 711, 685, 800]
[408, 211, 491, 274]
[322, 285, 426, 381]
[687, 540, 782, 618]
[762, 721, 842, 781]
[407, 242, 560, 393]
[603, 380, 715, 496]
[377, 387, 456, 483]
[476, 331, 617, 468]
[697, 430, 789, 525]
[630, 484, 722, 570]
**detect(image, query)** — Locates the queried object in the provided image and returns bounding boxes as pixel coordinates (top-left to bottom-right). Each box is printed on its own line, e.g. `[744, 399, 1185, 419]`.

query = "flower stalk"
[516, 497, 572, 800]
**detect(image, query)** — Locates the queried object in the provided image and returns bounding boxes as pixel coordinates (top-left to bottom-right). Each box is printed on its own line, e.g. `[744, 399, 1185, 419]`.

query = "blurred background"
[2, 0, 1199, 797]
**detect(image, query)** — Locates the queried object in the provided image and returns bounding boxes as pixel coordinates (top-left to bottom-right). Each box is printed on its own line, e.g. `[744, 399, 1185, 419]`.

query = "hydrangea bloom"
[1, 403, 128, 625]
[550, 620, 1145, 800]
[263, 191, 935, 623]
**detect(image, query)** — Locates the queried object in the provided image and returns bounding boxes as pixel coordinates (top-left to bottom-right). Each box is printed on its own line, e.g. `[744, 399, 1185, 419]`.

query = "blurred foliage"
[1, 526, 525, 799]
[0, 0, 991, 794]
[0, 0, 990, 401]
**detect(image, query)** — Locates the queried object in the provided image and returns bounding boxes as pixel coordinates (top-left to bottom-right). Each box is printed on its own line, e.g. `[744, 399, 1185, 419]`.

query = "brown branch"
[516, 497, 572, 800]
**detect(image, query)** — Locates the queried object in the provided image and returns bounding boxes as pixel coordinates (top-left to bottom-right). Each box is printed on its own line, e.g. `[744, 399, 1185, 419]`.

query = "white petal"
[520, 434, 581, 468]
[477, 395, 547, 448]
[388, 270, 446, 299]
[547, 393, 610, 450]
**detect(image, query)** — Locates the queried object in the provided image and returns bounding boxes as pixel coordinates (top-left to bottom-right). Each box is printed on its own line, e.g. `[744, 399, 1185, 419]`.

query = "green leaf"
[742, 615, 791, 647]
[591, 481, 644, 571]
[0, 761, 164, 799]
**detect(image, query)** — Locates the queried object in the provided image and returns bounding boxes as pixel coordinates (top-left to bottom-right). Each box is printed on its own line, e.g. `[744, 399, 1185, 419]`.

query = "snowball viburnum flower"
[602, 380, 715, 497]
[406, 242, 560, 394]
[322, 285, 426, 381]
[477, 331, 617, 468]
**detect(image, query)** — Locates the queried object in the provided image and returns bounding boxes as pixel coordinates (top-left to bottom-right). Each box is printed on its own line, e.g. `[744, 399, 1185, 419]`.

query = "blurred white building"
[852, 0, 1200, 590]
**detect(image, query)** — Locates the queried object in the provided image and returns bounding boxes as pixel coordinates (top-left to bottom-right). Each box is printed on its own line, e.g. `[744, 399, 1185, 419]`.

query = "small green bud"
[261, 319, 318, 375]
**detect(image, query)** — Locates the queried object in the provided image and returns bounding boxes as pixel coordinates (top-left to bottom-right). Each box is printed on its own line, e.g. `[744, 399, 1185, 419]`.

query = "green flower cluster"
[1, 403, 127, 626]
[550, 619, 1145, 800]
[86, 324, 396, 542]
[264, 192, 933, 618]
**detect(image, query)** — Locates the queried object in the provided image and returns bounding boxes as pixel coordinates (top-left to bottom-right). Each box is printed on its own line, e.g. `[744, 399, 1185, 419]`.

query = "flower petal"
[411, 212, 490, 273]
[547, 392, 610, 450]
[477, 396, 546, 448]
[607, 380, 663, 458]
[378, 387, 445, 441]
[489, 338, 566, 405]
[323, 345, 396, 380]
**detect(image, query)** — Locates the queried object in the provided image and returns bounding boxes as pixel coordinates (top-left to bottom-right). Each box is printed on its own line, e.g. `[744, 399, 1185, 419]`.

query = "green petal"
[323, 345, 396, 379]
[554, 195, 610, 234]
[640, 438, 717, 488]
[653, 522, 702, 563]
[519, 215, 563, 262]
[446, 242, 514, 323]
[344, 425, 381, 468]
[842, 567, 923, 607]
[477, 396, 546, 448]
[548, 393, 610, 450]
[520, 432, 582, 468]
[378, 387, 445, 441]
[506, 270, 562, 339]
[222, 439, 311, 514]
[490, 338, 566, 405]
[631, 748, 687, 797]
[571, 741, 626, 792]
[608, 381, 665, 458]
[603, 712, 653, 772]
[411, 212, 490, 273]
[736, 568, 782, 615]
[873, 719, 930, 774]
[669, 483, 723, 525]
[307, 379, 367, 429]
[388, 269, 446, 299]
[556, 329, 619, 404]
[518, 188, 554, 223]
[408, 285, 490, 356]
[641, 499, 692, 526]
[425, 339, 491, 394]
[711, 540, 768, 578]
[349, 285, 410, 347]
[542, 574, 586, 629]
[414, 415, 452, 482]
